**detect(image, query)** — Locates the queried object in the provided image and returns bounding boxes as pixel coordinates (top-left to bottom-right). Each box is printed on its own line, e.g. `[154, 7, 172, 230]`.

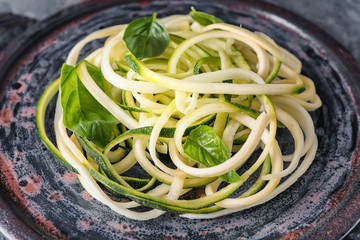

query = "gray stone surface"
[0, 1, 11, 13]
[0, 0, 81, 19]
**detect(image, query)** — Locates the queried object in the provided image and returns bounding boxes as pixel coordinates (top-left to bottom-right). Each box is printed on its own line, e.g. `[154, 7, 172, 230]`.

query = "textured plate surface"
[1, 0, 360, 239]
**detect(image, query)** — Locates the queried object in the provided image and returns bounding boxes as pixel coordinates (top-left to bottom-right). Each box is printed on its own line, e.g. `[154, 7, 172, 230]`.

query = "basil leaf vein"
[60, 61, 118, 148]
[124, 13, 169, 59]
[184, 125, 241, 183]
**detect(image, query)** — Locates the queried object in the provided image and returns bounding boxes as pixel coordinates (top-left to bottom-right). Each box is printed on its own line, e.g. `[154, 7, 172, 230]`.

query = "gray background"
[0, 0, 359, 239]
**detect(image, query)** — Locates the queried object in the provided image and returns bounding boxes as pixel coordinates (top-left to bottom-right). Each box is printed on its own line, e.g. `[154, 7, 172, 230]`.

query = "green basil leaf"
[184, 125, 241, 183]
[60, 61, 118, 148]
[124, 13, 169, 59]
[189, 7, 224, 26]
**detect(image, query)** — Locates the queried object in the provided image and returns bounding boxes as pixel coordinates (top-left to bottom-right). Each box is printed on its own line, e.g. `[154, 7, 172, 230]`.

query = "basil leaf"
[124, 13, 169, 59]
[60, 61, 118, 148]
[184, 125, 241, 183]
[189, 7, 224, 26]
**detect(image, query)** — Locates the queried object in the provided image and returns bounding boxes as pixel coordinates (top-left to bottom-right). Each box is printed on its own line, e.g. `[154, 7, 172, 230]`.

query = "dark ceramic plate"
[1, 1, 360, 239]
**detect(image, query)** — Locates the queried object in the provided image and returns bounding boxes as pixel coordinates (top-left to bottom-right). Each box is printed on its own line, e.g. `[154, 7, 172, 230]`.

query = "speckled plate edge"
[245, 2, 360, 239]
[0, 0, 359, 239]
[230, 3, 360, 239]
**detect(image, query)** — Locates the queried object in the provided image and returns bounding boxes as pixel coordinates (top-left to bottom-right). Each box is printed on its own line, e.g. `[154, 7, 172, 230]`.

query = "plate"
[1, 0, 360, 239]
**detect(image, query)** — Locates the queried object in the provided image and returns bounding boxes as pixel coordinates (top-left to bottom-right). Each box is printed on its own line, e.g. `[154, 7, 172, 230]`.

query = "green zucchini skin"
[34, 9, 322, 220]
[36, 78, 79, 173]
[84, 155, 271, 213]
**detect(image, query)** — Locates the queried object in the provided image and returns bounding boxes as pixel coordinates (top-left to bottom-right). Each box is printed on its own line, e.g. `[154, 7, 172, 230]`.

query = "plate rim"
[0, 0, 359, 239]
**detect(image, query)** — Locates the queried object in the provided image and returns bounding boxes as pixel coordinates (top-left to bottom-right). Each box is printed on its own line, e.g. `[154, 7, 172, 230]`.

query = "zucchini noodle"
[37, 13, 321, 220]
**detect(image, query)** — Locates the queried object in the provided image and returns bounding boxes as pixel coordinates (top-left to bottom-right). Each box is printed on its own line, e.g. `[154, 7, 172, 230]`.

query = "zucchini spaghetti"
[37, 9, 321, 220]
